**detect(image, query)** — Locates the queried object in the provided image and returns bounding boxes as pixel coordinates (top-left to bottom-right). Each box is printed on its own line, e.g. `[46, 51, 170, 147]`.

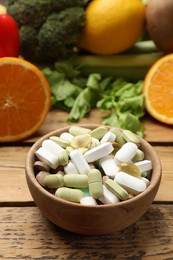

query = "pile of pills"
[34, 126, 152, 206]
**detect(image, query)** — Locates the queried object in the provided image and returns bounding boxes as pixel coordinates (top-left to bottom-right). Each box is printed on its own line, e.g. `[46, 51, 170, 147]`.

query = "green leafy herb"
[42, 60, 145, 136]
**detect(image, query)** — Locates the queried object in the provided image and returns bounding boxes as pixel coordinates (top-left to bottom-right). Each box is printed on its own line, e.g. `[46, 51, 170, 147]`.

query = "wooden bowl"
[25, 125, 162, 235]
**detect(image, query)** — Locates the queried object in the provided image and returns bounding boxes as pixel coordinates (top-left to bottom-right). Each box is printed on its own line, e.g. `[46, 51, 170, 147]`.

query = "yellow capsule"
[111, 141, 122, 154]
[119, 162, 141, 178]
[71, 134, 92, 148]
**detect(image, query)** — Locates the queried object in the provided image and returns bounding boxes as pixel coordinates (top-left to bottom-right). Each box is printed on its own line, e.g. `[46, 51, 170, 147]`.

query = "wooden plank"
[0, 146, 172, 204]
[27, 109, 173, 143]
[143, 115, 173, 143]
[0, 205, 173, 259]
[155, 146, 173, 202]
[0, 146, 33, 204]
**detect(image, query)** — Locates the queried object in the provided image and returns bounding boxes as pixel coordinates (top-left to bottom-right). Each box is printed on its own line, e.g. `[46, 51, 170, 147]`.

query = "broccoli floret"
[6, 0, 85, 28]
[19, 26, 43, 62]
[38, 7, 85, 61]
[6, 0, 85, 63]
[7, 0, 53, 28]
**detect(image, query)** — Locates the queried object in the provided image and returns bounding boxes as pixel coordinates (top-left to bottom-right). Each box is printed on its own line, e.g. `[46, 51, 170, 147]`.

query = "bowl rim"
[25, 124, 162, 209]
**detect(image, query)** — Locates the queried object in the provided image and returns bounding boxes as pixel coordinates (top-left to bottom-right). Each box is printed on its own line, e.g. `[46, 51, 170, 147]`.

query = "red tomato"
[0, 14, 20, 57]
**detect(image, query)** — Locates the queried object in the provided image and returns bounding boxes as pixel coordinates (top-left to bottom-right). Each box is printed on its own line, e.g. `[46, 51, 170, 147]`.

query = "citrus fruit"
[79, 0, 145, 55]
[143, 54, 173, 125]
[0, 57, 51, 142]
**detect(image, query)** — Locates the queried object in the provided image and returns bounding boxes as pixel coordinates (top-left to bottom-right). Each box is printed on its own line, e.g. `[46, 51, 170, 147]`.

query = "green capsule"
[69, 126, 91, 136]
[110, 127, 122, 137]
[55, 187, 84, 203]
[122, 130, 140, 145]
[64, 174, 88, 188]
[50, 136, 70, 148]
[90, 126, 108, 139]
[119, 162, 142, 178]
[116, 133, 126, 145]
[132, 149, 144, 162]
[58, 150, 69, 166]
[88, 169, 103, 199]
[105, 178, 129, 200]
[44, 174, 64, 189]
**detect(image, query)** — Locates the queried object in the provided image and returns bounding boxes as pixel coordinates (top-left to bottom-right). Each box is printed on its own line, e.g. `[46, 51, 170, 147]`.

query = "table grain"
[1, 109, 173, 259]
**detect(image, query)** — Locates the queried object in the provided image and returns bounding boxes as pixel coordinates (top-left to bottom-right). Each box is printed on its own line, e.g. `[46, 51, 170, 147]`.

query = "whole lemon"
[79, 0, 145, 55]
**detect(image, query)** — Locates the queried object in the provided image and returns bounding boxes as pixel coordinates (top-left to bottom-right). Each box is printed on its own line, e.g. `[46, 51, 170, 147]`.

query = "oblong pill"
[115, 171, 147, 195]
[64, 161, 79, 175]
[100, 131, 116, 143]
[34, 161, 50, 173]
[90, 126, 108, 139]
[55, 187, 84, 203]
[141, 177, 150, 187]
[64, 174, 88, 188]
[50, 136, 70, 148]
[60, 132, 74, 142]
[69, 126, 91, 136]
[70, 149, 91, 175]
[132, 149, 144, 162]
[35, 147, 59, 169]
[36, 171, 50, 187]
[99, 185, 120, 205]
[122, 129, 140, 145]
[58, 150, 69, 166]
[42, 139, 64, 156]
[104, 178, 129, 200]
[88, 169, 103, 199]
[84, 142, 114, 163]
[80, 196, 97, 206]
[115, 142, 138, 163]
[135, 160, 152, 172]
[99, 155, 119, 178]
[44, 174, 64, 189]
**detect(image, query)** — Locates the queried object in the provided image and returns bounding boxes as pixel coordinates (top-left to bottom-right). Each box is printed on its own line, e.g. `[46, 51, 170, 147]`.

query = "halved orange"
[143, 53, 173, 125]
[0, 57, 51, 142]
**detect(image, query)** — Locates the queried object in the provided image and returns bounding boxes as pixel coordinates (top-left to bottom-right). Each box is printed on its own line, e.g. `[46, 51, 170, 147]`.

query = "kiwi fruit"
[146, 0, 173, 53]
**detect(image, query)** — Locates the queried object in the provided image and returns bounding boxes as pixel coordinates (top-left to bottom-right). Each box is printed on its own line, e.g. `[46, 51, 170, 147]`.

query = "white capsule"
[135, 160, 152, 173]
[114, 142, 138, 164]
[141, 177, 150, 187]
[42, 139, 64, 156]
[70, 149, 91, 175]
[115, 171, 146, 195]
[100, 131, 116, 143]
[99, 155, 119, 178]
[64, 161, 79, 175]
[35, 147, 59, 169]
[84, 142, 114, 163]
[80, 196, 97, 205]
[60, 132, 74, 142]
[99, 185, 120, 205]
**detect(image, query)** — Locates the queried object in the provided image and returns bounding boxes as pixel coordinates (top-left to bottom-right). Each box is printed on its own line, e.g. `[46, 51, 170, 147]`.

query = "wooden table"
[1, 109, 173, 259]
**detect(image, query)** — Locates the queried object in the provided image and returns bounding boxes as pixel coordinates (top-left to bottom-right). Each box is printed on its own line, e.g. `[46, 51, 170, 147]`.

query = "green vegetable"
[74, 52, 163, 79]
[42, 60, 145, 136]
[5, 0, 85, 62]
